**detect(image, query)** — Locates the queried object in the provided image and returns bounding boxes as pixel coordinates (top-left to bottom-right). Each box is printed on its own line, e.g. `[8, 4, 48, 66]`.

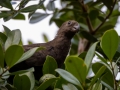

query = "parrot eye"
[68, 21, 72, 25]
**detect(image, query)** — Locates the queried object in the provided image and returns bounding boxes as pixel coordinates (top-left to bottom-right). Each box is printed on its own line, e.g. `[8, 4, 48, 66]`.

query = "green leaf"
[37, 74, 57, 90]
[0, 44, 4, 68]
[92, 62, 114, 89]
[42, 33, 49, 42]
[55, 69, 82, 89]
[43, 55, 58, 75]
[101, 0, 113, 10]
[15, 47, 44, 65]
[62, 83, 78, 90]
[5, 45, 24, 68]
[84, 42, 98, 73]
[13, 72, 35, 90]
[80, 31, 97, 42]
[90, 66, 106, 87]
[6, 84, 17, 90]
[101, 29, 119, 60]
[29, 13, 49, 24]
[0, 32, 7, 46]
[9, 67, 34, 75]
[46, 1, 55, 11]
[13, 13, 25, 20]
[5, 29, 21, 50]
[0, 0, 13, 10]
[3, 25, 11, 36]
[65, 56, 87, 83]
[92, 81, 102, 90]
[21, 5, 39, 12]
[0, 13, 9, 18]
[101, 72, 114, 89]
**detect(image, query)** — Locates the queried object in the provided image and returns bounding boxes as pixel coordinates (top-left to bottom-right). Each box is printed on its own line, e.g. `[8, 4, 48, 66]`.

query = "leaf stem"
[110, 62, 117, 90]
[0, 67, 9, 77]
[93, 0, 117, 34]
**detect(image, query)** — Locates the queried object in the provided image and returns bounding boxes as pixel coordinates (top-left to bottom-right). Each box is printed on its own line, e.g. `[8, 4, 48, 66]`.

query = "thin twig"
[78, 0, 94, 33]
[93, 0, 117, 34]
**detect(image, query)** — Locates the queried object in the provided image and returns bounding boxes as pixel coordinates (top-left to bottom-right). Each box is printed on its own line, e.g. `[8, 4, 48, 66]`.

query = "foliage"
[0, 0, 120, 90]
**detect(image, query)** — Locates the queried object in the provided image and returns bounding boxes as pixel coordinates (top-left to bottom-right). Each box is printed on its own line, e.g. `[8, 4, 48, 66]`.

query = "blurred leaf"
[0, 32, 7, 46]
[96, 24, 114, 35]
[101, 72, 114, 89]
[15, 47, 44, 65]
[5, 29, 21, 50]
[3, 25, 11, 36]
[0, 44, 4, 68]
[9, 67, 34, 75]
[92, 62, 114, 89]
[29, 13, 49, 24]
[21, 5, 39, 12]
[78, 51, 87, 60]
[3, 11, 19, 22]
[18, 0, 30, 9]
[100, 0, 113, 10]
[84, 42, 98, 73]
[46, 1, 55, 11]
[80, 31, 97, 42]
[5, 45, 24, 68]
[62, 83, 78, 90]
[42, 33, 49, 42]
[0, 0, 13, 10]
[101, 29, 119, 60]
[65, 56, 87, 83]
[90, 66, 106, 87]
[92, 81, 102, 90]
[0, 13, 9, 18]
[38, 74, 57, 90]
[55, 69, 83, 89]
[13, 13, 25, 20]
[14, 72, 35, 90]
[110, 62, 118, 77]
[0, 68, 9, 79]
[6, 84, 17, 90]
[43, 55, 58, 75]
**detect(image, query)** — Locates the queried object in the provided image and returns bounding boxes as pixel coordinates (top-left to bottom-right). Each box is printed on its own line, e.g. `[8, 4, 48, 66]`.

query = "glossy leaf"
[5, 29, 21, 50]
[3, 25, 11, 36]
[85, 42, 98, 73]
[65, 56, 87, 83]
[15, 47, 44, 65]
[0, 44, 4, 68]
[62, 83, 78, 90]
[101, 29, 119, 60]
[55, 69, 82, 89]
[5, 45, 24, 68]
[29, 13, 49, 24]
[13, 72, 35, 90]
[43, 55, 58, 75]
[37, 74, 57, 90]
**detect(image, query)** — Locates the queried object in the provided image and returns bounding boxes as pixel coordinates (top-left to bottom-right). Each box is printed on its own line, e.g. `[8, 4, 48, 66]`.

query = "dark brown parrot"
[10, 20, 80, 80]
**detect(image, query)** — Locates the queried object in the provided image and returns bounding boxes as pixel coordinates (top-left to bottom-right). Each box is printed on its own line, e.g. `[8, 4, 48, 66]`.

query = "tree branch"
[93, 0, 117, 34]
[78, 0, 94, 33]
